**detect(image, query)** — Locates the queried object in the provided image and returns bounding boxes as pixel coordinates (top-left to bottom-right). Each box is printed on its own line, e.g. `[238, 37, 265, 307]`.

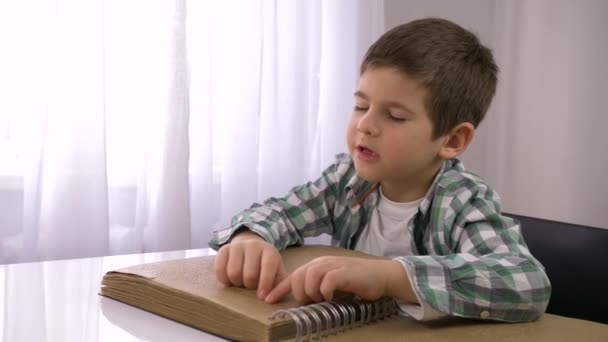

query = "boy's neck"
[379, 162, 443, 203]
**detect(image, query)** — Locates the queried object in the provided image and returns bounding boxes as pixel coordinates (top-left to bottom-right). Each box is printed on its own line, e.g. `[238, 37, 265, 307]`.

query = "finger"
[226, 245, 245, 287]
[257, 249, 280, 299]
[242, 247, 262, 289]
[290, 269, 310, 304]
[264, 275, 293, 304]
[275, 263, 287, 285]
[320, 269, 343, 301]
[304, 264, 325, 303]
[213, 246, 231, 286]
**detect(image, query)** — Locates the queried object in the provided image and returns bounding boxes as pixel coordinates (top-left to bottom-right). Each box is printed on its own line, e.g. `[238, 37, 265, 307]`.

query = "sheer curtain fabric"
[0, 0, 384, 263]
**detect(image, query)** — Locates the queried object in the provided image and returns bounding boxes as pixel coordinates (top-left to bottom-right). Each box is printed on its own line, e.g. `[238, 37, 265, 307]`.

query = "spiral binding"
[270, 296, 398, 341]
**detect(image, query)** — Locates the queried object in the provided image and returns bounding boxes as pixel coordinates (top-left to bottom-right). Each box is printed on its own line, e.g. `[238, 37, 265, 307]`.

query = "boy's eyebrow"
[354, 91, 417, 115]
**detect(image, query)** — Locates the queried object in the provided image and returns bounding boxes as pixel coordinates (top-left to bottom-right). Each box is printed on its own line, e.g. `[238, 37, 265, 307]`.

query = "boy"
[209, 18, 551, 322]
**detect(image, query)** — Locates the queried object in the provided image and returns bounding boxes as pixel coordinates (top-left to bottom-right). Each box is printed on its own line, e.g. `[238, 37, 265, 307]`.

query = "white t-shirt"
[354, 186, 445, 321]
[354, 186, 421, 257]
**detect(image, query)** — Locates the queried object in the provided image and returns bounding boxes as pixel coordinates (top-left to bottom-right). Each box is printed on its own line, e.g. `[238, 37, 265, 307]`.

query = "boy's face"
[346, 66, 445, 201]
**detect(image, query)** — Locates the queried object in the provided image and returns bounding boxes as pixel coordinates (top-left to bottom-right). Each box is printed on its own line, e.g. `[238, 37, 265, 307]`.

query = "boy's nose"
[357, 112, 380, 136]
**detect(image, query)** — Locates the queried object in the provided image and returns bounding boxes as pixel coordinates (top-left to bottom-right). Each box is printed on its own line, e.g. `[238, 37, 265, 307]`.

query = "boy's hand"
[264, 256, 419, 305]
[214, 230, 286, 300]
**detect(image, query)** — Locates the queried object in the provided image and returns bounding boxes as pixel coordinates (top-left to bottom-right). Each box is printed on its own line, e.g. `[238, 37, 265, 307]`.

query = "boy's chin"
[353, 167, 380, 183]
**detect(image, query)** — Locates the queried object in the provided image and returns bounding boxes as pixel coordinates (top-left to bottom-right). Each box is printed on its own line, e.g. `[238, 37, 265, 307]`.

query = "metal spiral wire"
[270, 296, 398, 341]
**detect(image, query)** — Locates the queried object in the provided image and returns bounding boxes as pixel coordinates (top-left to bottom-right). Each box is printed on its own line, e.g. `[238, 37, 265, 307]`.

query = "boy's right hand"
[214, 230, 286, 300]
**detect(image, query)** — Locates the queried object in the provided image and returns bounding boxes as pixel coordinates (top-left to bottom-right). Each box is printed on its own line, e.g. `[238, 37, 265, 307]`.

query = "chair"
[505, 213, 608, 324]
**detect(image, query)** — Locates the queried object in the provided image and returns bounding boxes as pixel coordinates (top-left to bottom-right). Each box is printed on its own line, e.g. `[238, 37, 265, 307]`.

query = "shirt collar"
[345, 172, 375, 208]
[418, 161, 448, 215]
[348, 159, 459, 213]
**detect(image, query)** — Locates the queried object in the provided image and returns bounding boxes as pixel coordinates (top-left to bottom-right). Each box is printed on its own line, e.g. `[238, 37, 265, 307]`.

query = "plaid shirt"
[209, 153, 551, 322]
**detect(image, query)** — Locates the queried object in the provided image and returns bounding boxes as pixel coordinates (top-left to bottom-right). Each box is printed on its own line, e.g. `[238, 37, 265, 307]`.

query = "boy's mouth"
[356, 145, 378, 160]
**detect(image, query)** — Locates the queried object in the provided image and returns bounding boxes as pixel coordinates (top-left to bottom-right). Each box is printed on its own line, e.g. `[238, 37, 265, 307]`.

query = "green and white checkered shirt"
[209, 153, 551, 322]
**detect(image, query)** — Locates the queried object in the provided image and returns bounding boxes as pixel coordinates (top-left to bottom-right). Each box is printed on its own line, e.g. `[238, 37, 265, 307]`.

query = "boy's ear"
[438, 122, 475, 160]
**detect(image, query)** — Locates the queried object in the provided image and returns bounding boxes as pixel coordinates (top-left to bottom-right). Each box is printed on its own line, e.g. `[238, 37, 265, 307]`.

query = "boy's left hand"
[264, 256, 417, 305]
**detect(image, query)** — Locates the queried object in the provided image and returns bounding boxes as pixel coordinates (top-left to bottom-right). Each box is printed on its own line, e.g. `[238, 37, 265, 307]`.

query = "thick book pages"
[101, 245, 394, 341]
[101, 245, 608, 341]
[100, 294, 608, 342]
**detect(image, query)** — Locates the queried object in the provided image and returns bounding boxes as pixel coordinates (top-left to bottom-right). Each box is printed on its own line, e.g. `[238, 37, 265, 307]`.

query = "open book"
[101, 245, 608, 341]
[101, 245, 398, 341]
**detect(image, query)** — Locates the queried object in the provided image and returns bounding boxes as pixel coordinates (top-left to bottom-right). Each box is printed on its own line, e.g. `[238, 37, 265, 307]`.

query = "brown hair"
[361, 18, 498, 138]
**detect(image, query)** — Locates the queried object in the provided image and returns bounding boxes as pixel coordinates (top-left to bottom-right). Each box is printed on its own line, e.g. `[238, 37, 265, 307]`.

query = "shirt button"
[480, 310, 490, 319]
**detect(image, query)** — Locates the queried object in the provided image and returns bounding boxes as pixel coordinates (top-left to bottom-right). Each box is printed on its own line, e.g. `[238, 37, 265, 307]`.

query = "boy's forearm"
[381, 260, 420, 304]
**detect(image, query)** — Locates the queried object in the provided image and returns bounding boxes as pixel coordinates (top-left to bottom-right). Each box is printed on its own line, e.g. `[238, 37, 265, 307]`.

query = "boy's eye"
[354, 106, 368, 112]
[387, 112, 406, 122]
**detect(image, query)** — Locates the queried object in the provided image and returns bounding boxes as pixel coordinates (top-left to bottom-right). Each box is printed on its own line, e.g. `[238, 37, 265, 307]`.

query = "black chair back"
[505, 213, 608, 324]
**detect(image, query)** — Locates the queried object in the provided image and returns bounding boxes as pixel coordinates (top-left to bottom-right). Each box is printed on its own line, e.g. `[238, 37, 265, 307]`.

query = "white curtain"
[0, 0, 384, 264]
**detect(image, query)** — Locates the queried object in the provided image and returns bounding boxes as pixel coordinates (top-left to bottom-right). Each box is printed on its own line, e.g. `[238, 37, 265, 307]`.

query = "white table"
[0, 248, 228, 341]
[4, 248, 608, 342]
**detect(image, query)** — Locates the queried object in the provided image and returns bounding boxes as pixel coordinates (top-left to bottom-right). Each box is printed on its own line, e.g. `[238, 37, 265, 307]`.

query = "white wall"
[384, 0, 608, 229]
[385, 0, 496, 46]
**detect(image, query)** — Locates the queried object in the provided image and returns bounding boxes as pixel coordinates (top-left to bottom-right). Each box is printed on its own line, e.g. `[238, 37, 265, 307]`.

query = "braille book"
[100, 245, 608, 341]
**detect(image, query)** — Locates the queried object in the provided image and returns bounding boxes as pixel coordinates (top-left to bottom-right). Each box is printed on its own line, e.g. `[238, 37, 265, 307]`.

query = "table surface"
[2, 248, 607, 342]
[0, 248, 228, 342]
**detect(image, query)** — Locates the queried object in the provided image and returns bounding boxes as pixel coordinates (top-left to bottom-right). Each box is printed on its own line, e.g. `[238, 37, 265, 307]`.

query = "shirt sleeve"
[394, 178, 552, 322]
[394, 259, 447, 321]
[208, 155, 349, 250]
